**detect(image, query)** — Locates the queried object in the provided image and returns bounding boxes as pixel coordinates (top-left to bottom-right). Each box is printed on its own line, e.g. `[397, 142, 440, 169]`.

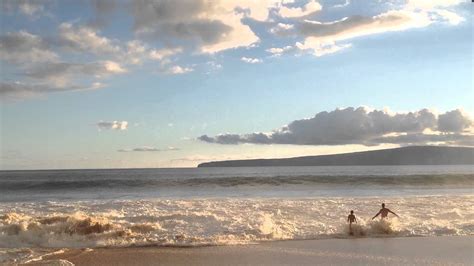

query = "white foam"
[0, 195, 472, 254]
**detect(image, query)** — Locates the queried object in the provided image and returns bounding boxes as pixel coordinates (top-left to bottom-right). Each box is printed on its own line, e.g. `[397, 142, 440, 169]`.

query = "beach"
[29, 236, 473, 266]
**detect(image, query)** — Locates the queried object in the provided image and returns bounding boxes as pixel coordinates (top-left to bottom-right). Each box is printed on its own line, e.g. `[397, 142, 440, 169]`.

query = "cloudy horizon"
[1, 0, 472, 169]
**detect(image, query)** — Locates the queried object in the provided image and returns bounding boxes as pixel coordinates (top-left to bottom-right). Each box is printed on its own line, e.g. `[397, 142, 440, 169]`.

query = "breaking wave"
[1, 195, 472, 250]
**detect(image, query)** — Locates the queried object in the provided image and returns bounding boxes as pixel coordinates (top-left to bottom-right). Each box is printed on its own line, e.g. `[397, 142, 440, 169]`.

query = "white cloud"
[333, 0, 350, 8]
[122, 40, 148, 65]
[227, 0, 280, 21]
[97, 121, 128, 131]
[296, 10, 433, 56]
[241, 57, 263, 64]
[118, 146, 179, 152]
[270, 23, 295, 35]
[149, 47, 182, 61]
[59, 23, 121, 55]
[292, 0, 464, 57]
[406, 0, 464, 10]
[433, 9, 464, 25]
[266, 45, 294, 56]
[296, 42, 351, 57]
[199, 107, 474, 146]
[103, 60, 127, 74]
[162, 65, 194, 75]
[206, 61, 223, 73]
[278, 0, 322, 18]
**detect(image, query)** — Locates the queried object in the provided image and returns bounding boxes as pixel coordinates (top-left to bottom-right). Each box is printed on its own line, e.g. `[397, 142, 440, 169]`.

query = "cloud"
[296, 10, 433, 56]
[266, 45, 294, 57]
[160, 65, 194, 75]
[292, 0, 464, 57]
[1, 0, 48, 18]
[59, 23, 121, 55]
[438, 110, 473, 132]
[199, 107, 474, 146]
[23, 61, 126, 86]
[129, 0, 262, 53]
[97, 121, 128, 131]
[0, 31, 58, 63]
[432, 9, 464, 25]
[278, 0, 322, 18]
[241, 57, 262, 64]
[406, 0, 464, 10]
[1, 60, 125, 98]
[149, 47, 182, 61]
[298, 42, 351, 57]
[0, 81, 105, 99]
[118, 146, 179, 152]
[0, 82, 46, 99]
[1, 0, 468, 100]
[371, 132, 474, 146]
[0, 27, 129, 98]
[270, 23, 295, 35]
[332, 0, 350, 8]
[87, 0, 117, 28]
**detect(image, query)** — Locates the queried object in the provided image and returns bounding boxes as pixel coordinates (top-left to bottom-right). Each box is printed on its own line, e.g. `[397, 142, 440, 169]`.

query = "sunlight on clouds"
[1, 0, 467, 99]
[278, 0, 322, 18]
[433, 9, 464, 25]
[296, 10, 432, 56]
[199, 107, 474, 146]
[104, 61, 126, 74]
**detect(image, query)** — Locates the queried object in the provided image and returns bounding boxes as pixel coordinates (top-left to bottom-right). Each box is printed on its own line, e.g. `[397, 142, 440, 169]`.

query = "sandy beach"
[28, 236, 473, 266]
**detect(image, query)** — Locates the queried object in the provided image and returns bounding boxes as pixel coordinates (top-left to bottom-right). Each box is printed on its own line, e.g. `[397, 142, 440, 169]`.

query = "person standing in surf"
[372, 203, 399, 220]
[347, 210, 357, 235]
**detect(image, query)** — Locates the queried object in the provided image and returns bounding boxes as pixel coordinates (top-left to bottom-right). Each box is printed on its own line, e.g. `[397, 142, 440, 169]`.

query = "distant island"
[197, 146, 474, 167]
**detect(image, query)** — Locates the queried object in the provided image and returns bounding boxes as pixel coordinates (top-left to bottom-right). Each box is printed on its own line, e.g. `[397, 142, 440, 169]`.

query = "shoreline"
[27, 236, 473, 266]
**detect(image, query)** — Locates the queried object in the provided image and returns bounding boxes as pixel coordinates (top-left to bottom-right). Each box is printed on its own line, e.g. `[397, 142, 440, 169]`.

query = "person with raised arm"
[372, 203, 399, 220]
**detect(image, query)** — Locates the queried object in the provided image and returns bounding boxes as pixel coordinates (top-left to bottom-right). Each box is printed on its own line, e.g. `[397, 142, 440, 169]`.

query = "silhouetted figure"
[347, 210, 357, 235]
[372, 203, 399, 220]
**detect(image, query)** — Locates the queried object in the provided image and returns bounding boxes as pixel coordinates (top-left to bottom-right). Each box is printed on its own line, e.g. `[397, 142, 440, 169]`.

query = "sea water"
[0, 165, 473, 263]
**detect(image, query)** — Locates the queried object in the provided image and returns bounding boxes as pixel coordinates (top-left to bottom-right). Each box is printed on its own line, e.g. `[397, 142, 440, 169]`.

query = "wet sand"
[30, 236, 473, 266]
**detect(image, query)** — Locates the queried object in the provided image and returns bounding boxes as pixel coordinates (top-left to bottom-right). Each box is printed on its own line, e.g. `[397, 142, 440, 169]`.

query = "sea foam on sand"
[32, 236, 474, 266]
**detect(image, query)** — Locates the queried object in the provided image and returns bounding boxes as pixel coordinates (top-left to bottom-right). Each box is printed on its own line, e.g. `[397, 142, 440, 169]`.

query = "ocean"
[1, 165, 473, 263]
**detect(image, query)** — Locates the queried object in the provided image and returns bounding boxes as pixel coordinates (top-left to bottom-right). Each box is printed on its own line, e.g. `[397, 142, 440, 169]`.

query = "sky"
[0, 0, 473, 170]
